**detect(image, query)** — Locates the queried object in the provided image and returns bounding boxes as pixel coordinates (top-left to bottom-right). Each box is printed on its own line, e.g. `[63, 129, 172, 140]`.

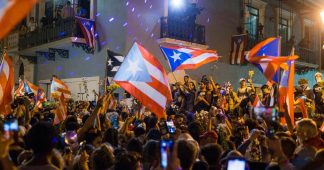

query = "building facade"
[1, 0, 323, 95]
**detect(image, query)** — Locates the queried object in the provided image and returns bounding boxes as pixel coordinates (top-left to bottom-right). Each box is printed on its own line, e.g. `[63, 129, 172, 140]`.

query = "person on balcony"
[19, 24, 28, 35]
[40, 15, 51, 28]
[257, 23, 264, 41]
[62, 1, 74, 19]
[27, 17, 37, 32]
[53, 9, 63, 25]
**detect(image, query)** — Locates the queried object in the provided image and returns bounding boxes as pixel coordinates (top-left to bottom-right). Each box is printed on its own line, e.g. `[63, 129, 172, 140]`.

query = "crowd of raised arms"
[0, 72, 323, 170]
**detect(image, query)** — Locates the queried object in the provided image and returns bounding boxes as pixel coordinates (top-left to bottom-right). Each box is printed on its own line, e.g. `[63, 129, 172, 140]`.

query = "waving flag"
[107, 50, 124, 84]
[0, 53, 14, 114]
[51, 77, 71, 99]
[279, 48, 299, 125]
[229, 34, 247, 65]
[54, 93, 67, 125]
[15, 80, 47, 108]
[252, 94, 263, 107]
[0, 0, 38, 40]
[160, 45, 219, 71]
[75, 16, 96, 49]
[15, 80, 38, 96]
[35, 88, 47, 108]
[246, 37, 284, 83]
[114, 42, 172, 118]
[279, 60, 296, 126]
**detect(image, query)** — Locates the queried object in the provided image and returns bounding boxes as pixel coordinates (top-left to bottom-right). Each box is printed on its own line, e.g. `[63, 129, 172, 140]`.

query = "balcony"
[14, 18, 88, 56]
[281, 44, 318, 68]
[158, 16, 208, 49]
[294, 46, 318, 68]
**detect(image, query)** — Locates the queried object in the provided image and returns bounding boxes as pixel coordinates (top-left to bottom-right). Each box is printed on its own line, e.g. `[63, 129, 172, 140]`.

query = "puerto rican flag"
[160, 45, 219, 71]
[51, 77, 71, 99]
[229, 34, 247, 65]
[0, 53, 14, 114]
[15, 80, 38, 96]
[75, 16, 96, 49]
[279, 60, 296, 126]
[15, 80, 47, 108]
[252, 94, 263, 107]
[54, 93, 67, 125]
[35, 88, 47, 108]
[114, 42, 172, 118]
[246, 37, 297, 83]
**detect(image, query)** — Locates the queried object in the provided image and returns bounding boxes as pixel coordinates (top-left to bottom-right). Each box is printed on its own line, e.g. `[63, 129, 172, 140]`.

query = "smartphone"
[160, 140, 173, 169]
[227, 158, 246, 170]
[166, 120, 176, 134]
[3, 118, 18, 139]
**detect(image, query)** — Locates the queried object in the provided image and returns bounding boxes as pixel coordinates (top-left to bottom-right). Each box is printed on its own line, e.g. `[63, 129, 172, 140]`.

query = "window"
[245, 6, 259, 37]
[279, 17, 289, 43]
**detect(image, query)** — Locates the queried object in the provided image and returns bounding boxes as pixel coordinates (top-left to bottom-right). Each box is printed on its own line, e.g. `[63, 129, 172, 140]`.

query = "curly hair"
[298, 78, 308, 85]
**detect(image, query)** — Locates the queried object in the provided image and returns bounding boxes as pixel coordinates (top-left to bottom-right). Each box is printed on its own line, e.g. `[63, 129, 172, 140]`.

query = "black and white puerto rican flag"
[106, 50, 124, 84]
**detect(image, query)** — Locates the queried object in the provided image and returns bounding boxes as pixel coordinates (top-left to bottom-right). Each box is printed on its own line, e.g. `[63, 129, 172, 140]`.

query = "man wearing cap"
[237, 78, 255, 114]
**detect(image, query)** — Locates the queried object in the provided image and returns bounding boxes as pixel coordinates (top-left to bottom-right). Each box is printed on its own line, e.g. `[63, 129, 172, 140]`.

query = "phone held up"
[160, 140, 174, 169]
[3, 115, 19, 139]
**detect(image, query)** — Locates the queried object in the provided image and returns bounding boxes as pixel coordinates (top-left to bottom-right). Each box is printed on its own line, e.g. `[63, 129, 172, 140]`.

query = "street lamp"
[320, 11, 324, 24]
[171, 0, 184, 8]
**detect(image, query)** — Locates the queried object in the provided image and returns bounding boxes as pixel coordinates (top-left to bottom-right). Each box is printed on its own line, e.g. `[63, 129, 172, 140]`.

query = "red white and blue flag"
[279, 57, 297, 126]
[75, 16, 96, 49]
[35, 88, 47, 108]
[0, 53, 14, 115]
[15, 80, 38, 96]
[51, 77, 71, 99]
[160, 45, 219, 71]
[252, 94, 263, 107]
[114, 42, 172, 118]
[246, 37, 282, 83]
[229, 34, 247, 65]
[15, 80, 47, 108]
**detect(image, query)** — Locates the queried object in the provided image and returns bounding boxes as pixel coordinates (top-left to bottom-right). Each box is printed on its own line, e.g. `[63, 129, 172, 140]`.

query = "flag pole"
[171, 72, 178, 83]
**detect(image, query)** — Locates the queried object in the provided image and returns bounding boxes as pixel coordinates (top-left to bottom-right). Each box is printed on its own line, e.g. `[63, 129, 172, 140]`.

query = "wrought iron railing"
[281, 44, 316, 64]
[295, 46, 316, 64]
[19, 18, 83, 50]
[0, 31, 19, 52]
[160, 17, 206, 45]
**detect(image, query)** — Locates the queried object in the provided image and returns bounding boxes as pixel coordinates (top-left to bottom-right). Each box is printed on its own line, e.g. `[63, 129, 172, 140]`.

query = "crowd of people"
[0, 72, 323, 170]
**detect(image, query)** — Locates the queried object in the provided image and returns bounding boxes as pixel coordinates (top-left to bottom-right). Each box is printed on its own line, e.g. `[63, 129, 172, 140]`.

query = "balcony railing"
[19, 18, 83, 50]
[281, 44, 316, 64]
[160, 17, 206, 45]
[295, 46, 316, 64]
[0, 31, 19, 51]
